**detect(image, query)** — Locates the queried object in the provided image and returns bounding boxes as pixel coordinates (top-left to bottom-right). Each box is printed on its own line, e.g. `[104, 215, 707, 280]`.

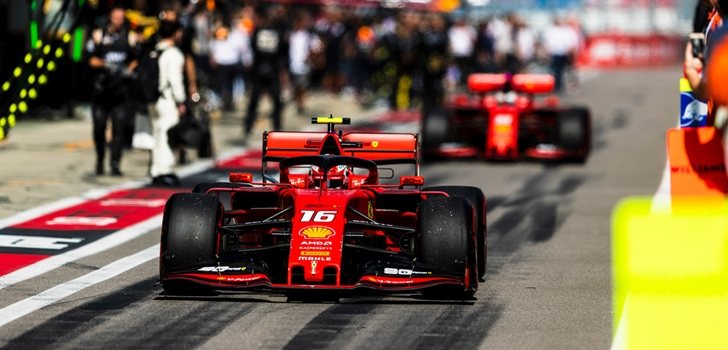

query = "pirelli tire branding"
[301, 251, 330, 256]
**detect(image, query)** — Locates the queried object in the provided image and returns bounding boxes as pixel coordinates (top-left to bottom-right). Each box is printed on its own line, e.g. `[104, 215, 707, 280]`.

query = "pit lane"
[0, 68, 675, 349]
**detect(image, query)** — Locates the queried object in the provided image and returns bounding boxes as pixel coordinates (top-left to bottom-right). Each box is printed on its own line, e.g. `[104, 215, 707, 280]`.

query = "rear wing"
[263, 131, 419, 165]
[468, 73, 555, 94]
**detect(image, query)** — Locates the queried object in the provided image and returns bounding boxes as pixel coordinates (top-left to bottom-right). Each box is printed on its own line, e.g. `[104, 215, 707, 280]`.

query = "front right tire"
[557, 107, 591, 163]
[423, 186, 487, 280]
[418, 196, 477, 298]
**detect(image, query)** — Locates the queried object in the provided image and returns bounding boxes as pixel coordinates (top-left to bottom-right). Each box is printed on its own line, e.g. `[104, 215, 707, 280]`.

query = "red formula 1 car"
[160, 118, 486, 299]
[422, 73, 591, 162]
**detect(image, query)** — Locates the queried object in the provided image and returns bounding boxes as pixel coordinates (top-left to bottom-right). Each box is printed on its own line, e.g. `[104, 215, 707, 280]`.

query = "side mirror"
[399, 176, 425, 187]
[229, 172, 253, 183]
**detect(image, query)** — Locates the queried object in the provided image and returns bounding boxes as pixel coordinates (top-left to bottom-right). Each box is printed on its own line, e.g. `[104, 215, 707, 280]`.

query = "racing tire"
[423, 186, 487, 281]
[421, 106, 449, 160]
[557, 107, 591, 163]
[418, 196, 477, 299]
[160, 193, 222, 295]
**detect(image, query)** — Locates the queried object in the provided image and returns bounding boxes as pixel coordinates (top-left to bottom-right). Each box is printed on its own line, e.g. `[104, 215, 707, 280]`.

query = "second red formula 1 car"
[422, 73, 591, 162]
[159, 117, 486, 299]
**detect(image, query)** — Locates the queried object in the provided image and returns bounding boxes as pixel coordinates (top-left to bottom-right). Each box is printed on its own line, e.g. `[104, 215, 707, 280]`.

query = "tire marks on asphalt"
[404, 301, 504, 350]
[3, 279, 259, 350]
[1, 278, 157, 350]
[282, 304, 378, 350]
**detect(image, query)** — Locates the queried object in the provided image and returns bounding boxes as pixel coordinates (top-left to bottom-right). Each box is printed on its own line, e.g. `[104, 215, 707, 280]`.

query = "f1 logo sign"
[45, 216, 118, 226]
[0, 235, 83, 250]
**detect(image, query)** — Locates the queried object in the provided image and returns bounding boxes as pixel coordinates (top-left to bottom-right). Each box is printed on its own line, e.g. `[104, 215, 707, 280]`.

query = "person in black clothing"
[243, 8, 288, 142]
[419, 14, 449, 111]
[88, 6, 138, 176]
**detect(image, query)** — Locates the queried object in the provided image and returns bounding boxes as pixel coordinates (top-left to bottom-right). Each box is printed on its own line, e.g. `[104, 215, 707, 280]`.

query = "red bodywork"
[161, 121, 482, 295]
[424, 73, 591, 162]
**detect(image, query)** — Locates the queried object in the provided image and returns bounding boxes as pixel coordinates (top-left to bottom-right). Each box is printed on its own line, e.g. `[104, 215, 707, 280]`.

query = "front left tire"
[160, 193, 222, 294]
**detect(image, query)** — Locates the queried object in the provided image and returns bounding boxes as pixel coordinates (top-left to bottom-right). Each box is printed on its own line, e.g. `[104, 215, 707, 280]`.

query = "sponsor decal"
[299, 226, 335, 239]
[290, 177, 305, 186]
[298, 245, 331, 251]
[301, 251, 330, 256]
[493, 114, 514, 133]
[300, 240, 333, 246]
[671, 163, 726, 174]
[298, 256, 332, 262]
[494, 114, 513, 125]
[222, 276, 262, 282]
[197, 266, 247, 272]
[371, 141, 379, 148]
[311, 261, 318, 275]
[373, 278, 414, 285]
[383, 267, 431, 276]
[367, 202, 374, 218]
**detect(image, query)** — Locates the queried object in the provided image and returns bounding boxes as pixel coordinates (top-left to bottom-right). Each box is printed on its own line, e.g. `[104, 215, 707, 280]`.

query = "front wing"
[161, 247, 467, 294]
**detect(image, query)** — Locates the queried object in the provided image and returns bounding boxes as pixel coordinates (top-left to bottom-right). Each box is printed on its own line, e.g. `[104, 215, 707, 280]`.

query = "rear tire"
[160, 193, 222, 294]
[418, 196, 477, 298]
[557, 107, 591, 163]
[421, 106, 449, 160]
[423, 186, 487, 280]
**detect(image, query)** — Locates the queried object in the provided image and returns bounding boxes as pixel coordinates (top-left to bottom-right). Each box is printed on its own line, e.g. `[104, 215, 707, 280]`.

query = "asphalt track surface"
[0, 68, 676, 349]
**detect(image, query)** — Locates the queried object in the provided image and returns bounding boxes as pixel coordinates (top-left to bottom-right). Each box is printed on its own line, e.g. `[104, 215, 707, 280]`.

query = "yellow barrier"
[612, 197, 728, 349]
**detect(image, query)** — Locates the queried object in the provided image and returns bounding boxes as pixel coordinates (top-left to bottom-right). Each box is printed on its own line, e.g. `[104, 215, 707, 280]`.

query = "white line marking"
[0, 147, 249, 229]
[0, 244, 158, 328]
[0, 214, 163, 290]
[610, 296, 628, 350]
[0, 147, 253, 291]
[651, 158, 672, 213]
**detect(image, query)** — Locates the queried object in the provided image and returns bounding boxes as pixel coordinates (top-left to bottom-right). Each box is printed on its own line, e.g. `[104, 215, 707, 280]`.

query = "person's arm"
[184, 55, 198, 100]
[124, 31, 139, 73]
[684, 41, 709, 101]
[88, 28, 105, 69]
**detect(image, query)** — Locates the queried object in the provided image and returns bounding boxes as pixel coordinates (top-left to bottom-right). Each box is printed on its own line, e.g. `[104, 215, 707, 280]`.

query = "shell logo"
[299, 226, 335, 239]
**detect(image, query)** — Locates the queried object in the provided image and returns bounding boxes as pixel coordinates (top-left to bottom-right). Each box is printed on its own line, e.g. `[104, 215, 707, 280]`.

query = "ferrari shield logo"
[371, 141, 379, 148]
[300, 226, 335, 239]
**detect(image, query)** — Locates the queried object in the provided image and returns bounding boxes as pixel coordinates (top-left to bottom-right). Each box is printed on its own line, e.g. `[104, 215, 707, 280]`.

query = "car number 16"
[300, 210, 337, 222]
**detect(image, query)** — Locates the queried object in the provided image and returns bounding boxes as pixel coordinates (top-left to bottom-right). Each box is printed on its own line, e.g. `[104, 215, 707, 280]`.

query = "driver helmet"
[310, 165, 349, 189]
